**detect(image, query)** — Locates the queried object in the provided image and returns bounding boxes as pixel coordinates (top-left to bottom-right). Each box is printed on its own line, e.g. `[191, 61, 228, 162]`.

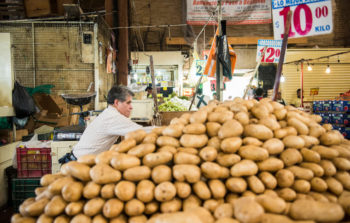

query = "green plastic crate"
[11, 178, 40, 211]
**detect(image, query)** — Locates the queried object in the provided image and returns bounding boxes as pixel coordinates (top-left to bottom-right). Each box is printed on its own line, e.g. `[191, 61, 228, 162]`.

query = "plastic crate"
[16, 147, 51, 178]
[332, 100, 349, 112]
[323, 100, 332, 111]
[11, 178, 40, 211]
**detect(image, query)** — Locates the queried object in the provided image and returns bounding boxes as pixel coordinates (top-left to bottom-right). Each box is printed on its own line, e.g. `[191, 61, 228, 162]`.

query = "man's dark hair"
[297, 88, 301, 93]
[255, 88, 264, 96]
[107, 85, 134, 104]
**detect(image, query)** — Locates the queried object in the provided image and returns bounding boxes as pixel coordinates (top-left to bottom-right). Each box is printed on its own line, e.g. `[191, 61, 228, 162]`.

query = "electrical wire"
[284, 51, 350, 65]
[109, 23, 188, 30]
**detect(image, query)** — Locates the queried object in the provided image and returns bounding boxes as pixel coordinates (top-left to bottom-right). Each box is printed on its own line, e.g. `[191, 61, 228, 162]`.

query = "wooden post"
[105, 0, 113, 28]
[117, 0, 128, 85]
[216, 0, 223, 101]
[272, 11, 292, 101]
[301, 61, 304, 107]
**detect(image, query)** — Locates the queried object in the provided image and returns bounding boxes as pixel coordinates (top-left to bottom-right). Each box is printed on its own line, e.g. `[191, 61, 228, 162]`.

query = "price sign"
[272, 0, 333, 39]
[256, 39, 283, 63]
[196, 60, 206, 76]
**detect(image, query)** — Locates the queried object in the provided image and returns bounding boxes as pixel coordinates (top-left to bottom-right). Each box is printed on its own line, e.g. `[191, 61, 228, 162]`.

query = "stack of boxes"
[313, 100, 350, 139]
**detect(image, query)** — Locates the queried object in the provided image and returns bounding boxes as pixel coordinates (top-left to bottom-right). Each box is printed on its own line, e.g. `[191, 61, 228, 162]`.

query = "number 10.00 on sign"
[272, 0, 333, 39]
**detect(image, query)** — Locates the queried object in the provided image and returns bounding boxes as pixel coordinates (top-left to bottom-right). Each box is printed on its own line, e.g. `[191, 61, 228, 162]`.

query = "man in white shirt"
[69, 85, 150, 159]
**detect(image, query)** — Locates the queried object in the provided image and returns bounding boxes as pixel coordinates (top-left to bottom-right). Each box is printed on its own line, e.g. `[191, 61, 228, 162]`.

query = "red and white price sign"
[256, 39, 283, 63]
[272, 0, 333, 39]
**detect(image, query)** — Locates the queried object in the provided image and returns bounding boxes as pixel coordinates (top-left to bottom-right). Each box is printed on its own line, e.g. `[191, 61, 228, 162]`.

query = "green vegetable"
[158, 101, 187, 112]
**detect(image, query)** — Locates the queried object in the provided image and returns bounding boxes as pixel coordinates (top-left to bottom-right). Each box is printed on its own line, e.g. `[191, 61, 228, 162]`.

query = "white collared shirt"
[73, 105, 146, 158]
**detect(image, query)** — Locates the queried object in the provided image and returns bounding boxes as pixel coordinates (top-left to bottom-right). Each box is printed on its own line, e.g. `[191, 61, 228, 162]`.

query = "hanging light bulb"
[307, 63, 312, 71]
[325, 65, 331, 74]
[280, 75, 285, 83]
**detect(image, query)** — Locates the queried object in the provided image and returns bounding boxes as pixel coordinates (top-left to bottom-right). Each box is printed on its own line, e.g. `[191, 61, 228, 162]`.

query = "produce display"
[12, 98, 350, 223]
[158, 97, 193, 112]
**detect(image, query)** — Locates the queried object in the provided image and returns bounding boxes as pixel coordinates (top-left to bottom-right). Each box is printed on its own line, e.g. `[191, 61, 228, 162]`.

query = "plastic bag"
[12, 81, 36, 118]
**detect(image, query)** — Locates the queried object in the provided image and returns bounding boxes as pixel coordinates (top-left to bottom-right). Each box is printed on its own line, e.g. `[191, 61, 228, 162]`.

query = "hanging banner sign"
[272, 0, 333, 40]
[187, 0, 272, 25]
[196, 60, 206, 76]
[256, 39, 283, 63]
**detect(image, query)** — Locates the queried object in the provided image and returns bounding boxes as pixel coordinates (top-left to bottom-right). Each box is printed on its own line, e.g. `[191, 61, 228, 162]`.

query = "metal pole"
[301, 61, 304, 107]
[272, 11, 292, 101]
[31, 22, 36, 87]
[216, 0, 223, 101]
[189, 75, 203, 111]
[150, 56, 160, 125]
[93, 23, 100, 110]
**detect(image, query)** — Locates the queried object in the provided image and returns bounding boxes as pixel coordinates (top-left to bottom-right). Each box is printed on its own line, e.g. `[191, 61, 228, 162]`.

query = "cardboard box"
[57, 0, 76, 15]
[0, 129, 28, 143]
[33, 93, 62, 118]
[24, 0, 52, 17]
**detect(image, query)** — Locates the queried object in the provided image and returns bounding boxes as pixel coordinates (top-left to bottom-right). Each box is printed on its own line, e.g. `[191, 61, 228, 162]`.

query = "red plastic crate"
[16, 147, 51, 178]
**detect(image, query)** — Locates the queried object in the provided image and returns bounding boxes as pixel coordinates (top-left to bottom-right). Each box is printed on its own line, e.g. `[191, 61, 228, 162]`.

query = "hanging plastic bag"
[12, 81, 36, 118]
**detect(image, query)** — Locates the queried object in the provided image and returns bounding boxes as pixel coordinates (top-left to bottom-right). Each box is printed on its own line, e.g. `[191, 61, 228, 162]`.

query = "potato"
[178, 147, 199, 155]
[62, 181, 83, 202]
[220, 137, 242, 153]
[243, 137, 263, 146]
[273, 108, 287, 120]
[282, 136, 305, 149]
[174, 181, 191, 199]
[95, 151, 119, 165]
[180, 134, 208, 148]
[259, 172, 277, 189]
[173, 164, 201, 183]
[262, 138, 284, 155]
[111, 138, 136, 153]
[40, 174, 63, 187]
[152, 126, 166, 135]
[274, 128, 288, 139]
[115, 181, 136, 201]
[256, 194, 286, 214]
[38, 214, 53, 223]
[102, 198, 124, 218]
[142, 133, 158, 144]
[276, 169, 295, 188]
[207, 136, 221, 150]
[170, 117, 188, 125]
[251, 104, 269, 119]
[158, 146, 177, 154]
[234, 197, 265, 223]
[66, 161, 92, 181]
[193, 181, 211, 200]
[290, 199, 344, 222]
[218, 119, 244, 139]
[48, 177, 74, 195]
[142, 151, 173, 167]
[83, 198, 104, 216]
[287, 166, 314, 180]
[208, 180, 226, 199]
[235, 111, 250, 126]
[110, 214, 127, 223]
[338, 191, 350, 215]
[206, 122, 222, 137]
[92, 215, 107, 223]
[77, 154, 96, 166]
[231, 160, 258, 177]
[110, 154, 140, 171]
[300, 162, 324, 177]
[280, 149, 303, 166]
[100, 184, 115, 199]
[162, 124, 184, 138]
[279, 120, 287, 128]
[277, 188, 296, 202]
[335, 171, 350, 190]
[183, 123, 206, 135]
[244, 124, 273, 141]
[332, 145, 350, 159]
[325, 177, 343, 196]
[310, 177, 328, 192]
[71, 214, 91, 223]
[308, 192, 329, 202]
[23, 197, 49, 216]
[311, 145, 339, 159]
[332, 157, 350, 170]
[225, 177, 247, 193]
[174, 152, 200, 165]
[214, 203, 233, 219]
[208, 111, 234, 124]
[83, 182, 101, 199]
[144, 202, 159, 215]
[160, 198, 182, 213]
[319, 160, 336, 176]
[123, 166, 151, 181]
[247, 175, 265, 194]
[309, 124, 326, 138]
[239, 145, 269, 161]
[154, 182, 177, 202]
[54, 215, 70, 223]
[300, 148, 321, 163]
[257, 157, 284, 172]
[35, 187, 47, 196]
[90, 164, 121, 184]
[128, 143, 156, 158]
[156, 136, 180, 148]
[300, 135, 319, 148]
[320, 131, 343, 146]
[125, 129, 147, 144]
[216, 153, 241, 167]
[135, 180, 155, 203]
[152, 165, 172, 183]
[259, 117, 281, 131]
[287, 118, 309, 135]
[190, 110, 208, 123]
[125, 199, 145, 216]
[44, 195, 66, 217]
[201, 162, 229, 179]
[199, 146, 218, 161]
[203, 199, 223, 213]
[65, 201, 84, 216]
[292, 180, 311, 193]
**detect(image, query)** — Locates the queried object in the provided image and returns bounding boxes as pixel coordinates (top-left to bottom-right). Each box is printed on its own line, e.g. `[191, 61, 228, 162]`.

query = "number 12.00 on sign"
[256, 40, 283, 64]
[272, 0, 333, 39]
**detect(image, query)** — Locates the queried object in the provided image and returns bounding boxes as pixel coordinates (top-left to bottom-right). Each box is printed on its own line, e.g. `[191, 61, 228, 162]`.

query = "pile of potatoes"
[12, 98, 350, 223]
